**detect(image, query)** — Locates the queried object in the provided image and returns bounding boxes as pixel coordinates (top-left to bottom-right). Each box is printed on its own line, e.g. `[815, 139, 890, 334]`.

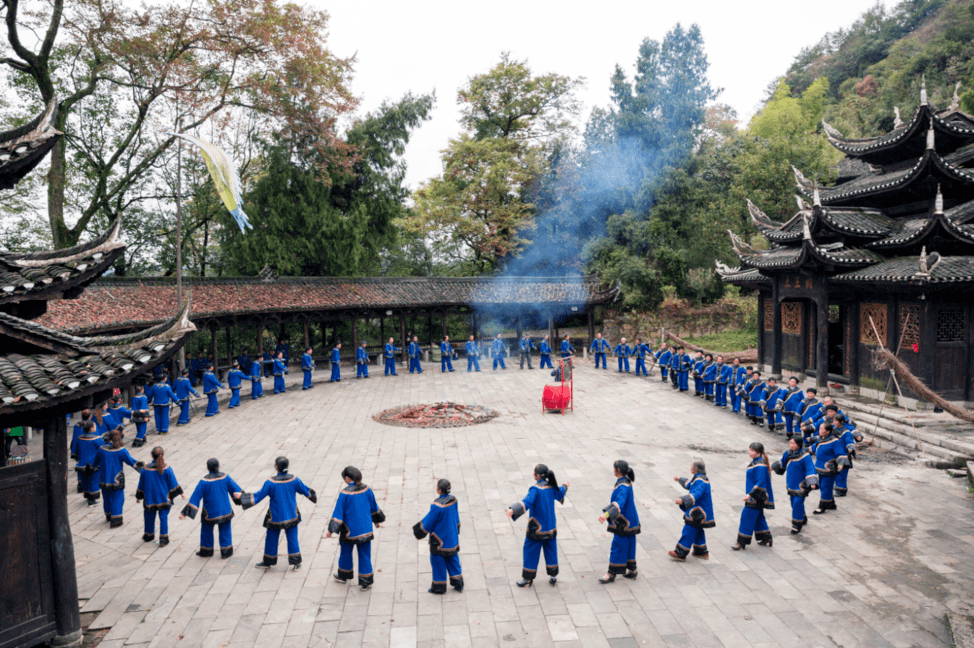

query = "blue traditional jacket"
[518, 338, 535, 353]
[250, 360, 263, 382]
[356, 347, 368, 364]
[669, 352, 680, 371]
[71, 422, 87, 458]
[244, 472, 317, 530]
[409, 342, 422, 358]
[237, 354, 252, 373]
[327, 482, 385, 544]
[510, 479, 568, 540]
[602, 478, 640, 536]
[272, 358, 286, 377]
[149, 382, 178, 407]
[744, 378, 766, 405]
[227, 368, 246, 389]
[175, 376, 198, 402]
[764, 386, 786, 412]
[613, 343, 632, 358]
[590, 338, 611, 353]
[656, 349, 672, 365]
[559, 340, 574, 357]
[782, 387, 805, 415]
[465, 341, 480, 357]
[701, 361, 717, 383]
[677, 474, 715, 528]
[384, 343, 399, 359]
[773, 450, 819, 496]
[744, 459, 775, 509]
[202, 371, 223, 395]
[814, 433, 848, 475]
[135, 463, 183, 510]
[677, 353, 693, 373]
[302, 353, 315, 372]
[440, 341, 454, 357]
[190, 358, 202, 376]
[837, 424, 859, 462]
[636, 343, 652, 359]
[74, 433, 103, 473]
[102, 409, 120, 430]
[330, 348, 340, 364]
[131, 394, 148, 412]
[183, 472, 243, 524]
[539, 340, 551, 355]
[413, 494, 461, 556]
[732, 366, 747, 387]
[95, 445, 140, 490]
[717, 363, 732, 384]
[109, 405, 132, 425]
[692, 358, 705, 377]
[801, 400, 824, 424]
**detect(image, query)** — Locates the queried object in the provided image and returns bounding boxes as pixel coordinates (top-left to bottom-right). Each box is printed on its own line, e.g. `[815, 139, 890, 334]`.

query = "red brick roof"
[38, 276, 620, 334]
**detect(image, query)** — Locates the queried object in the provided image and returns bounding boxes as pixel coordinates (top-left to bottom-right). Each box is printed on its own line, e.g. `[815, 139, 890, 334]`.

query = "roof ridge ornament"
[921, 76, 928, 106]
[935, 184, 944, 215]
[792, 165, 813, 191]
[746, 199, 779, 230]
[714, 259, 739, 277]
[727, 230, 756, 256]
[812, 180, 822, 207]
[9, 217, 124, 269]
[893, 106, 904, 129]
[950, 82, 962, 111]
[927, 125, 935, 150]
[802, 212, 813, 241]
[917, 246, 942, 275]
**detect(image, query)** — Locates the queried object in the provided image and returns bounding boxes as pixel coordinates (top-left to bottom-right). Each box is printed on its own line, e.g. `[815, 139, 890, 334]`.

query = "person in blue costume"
[249, 355, 264, 399]
[691, 351, 706, 395]
[780, 377, 805, 436]
[701, 354, 717, 401]
[149, 374, 178, 435]
[762, 377, 785, 431]
[613, 338, 632, 373]
[242, 456, 318, 571]
[174, 369, 200, 426]
[356, 342, 370, 379]
[677, 347, 693, 392]
[131, 386, 150, 448]
[507, 464, 569, 587]
[668, 347, 680, 389]
[518, 333, 535, 370]
[771, 436, 819, 534]
[465, 335, 481, 372]
[812, 422, 848, 515]
[655, 343, 672, 382]
[408, 336, 423, 374]
[237, 348, 252, 375]
[597, 460, 640, 583]
[227, 360, 247, 407]
[95, 428, 143, 527]
[832, 413, 863, 498]
[744, 370, 766, 426]
[633, 338, 652, 376]
[384, 338, 400, 376]
[275, 340, 290, 371]
[190, 352, 203, 386]
[492, 334, 508, 370]
[413, 478, 463, 595]
[75, 421, 103, 506]
[181, 458, 243, 559]
[538, 335, 553, 370]
[732, 442, 775, 550]
[301, 347, 316, 389]
[729, 359, 747, 413]
[327, 465, 385, 589]
[272, 352, 287, 393]
[71, 410, 93, 492]
[100, 401, 119, 431]
[135, 447, 184, 546]
[795, 387, 819, 435]
[325, 343, 340, 382]
[109, 395, 132, 430]
[668, 459, 715, 561]
[202, 363, 224, 417]
[560, 334, 575, 360]
[590, 333, 610, 369]
[440, 336, 456, 372]
[262, 351, 272, 377]
[715, 356, 732, 408]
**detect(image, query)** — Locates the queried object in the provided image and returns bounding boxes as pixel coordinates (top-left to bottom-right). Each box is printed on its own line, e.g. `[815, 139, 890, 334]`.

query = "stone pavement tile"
[546, 614, 578, 642]
[574, 625, 611, 647]
[443, 624, 472, 648]
[595, 611, 632, 639]
[416, 613, 444, 642]
[229, 614, 264, 644]
[151, 615, 214, 648]
[200, 628, 234, 648]
[100, 611, 144, 642]
[362, 614, 392, 643]
[334, 631, 364, 648]
[390, 625, 418, 648]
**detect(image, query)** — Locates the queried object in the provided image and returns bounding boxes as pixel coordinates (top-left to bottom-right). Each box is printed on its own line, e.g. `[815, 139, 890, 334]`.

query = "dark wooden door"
[933, 304, 969, 401]
[0, 461, 57, 648]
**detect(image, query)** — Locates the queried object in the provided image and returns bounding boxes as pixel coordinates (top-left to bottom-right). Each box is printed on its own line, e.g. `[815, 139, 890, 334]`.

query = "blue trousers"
[835, 468, 850, 494]
[737, 507, 771, 546]
[229, 388, 241, 408]
[274, 375, 285, 393]
[785, 414, 796, 436]
[660, 366, 668, 379]
[748, 402, 763, 420]
[441, 356, 454, 372]
[467, 356, 480, 372]
[674, 525, 708, 559]
[539, 354, 552, 369]
[790, 495, 807, 527]
[410, 357, 423, 373]
[522, 537, 558, 580]
[493, 355, 506, 370]
[608, 534, 637, 574]
[135, 422, 148, 441]
[678, 372, 689, 391]
[634, 358, 647, 375]
[617, 357, 630, 372]
[430, 554, 463, 593]
[304, 370, 314, 389]
[205, 393, 219, 416]
[338, 541, 373, 585]
[704, 382, 714, 398]
[595, 352, 606, 369]
[384, 358, 397, 375]
[766, 411, 781, 429]
[80, 471, 100, 501]
[330, 365, 340, 382]
[177, 400, 191, 425]
[357, 362, 369, 378]
[153, 405, 170, 433]
[251, 381, 263, 399]
[730, 389, 741, 412]
[200, 521, 232, 551]
[264, 526, 300, 566]
[103, 488, 125, 524]
[716, 384, 727, 407]
[694, 377, 703, 393]
[144, 508, 169, 538]
[818, 474, 836, 509]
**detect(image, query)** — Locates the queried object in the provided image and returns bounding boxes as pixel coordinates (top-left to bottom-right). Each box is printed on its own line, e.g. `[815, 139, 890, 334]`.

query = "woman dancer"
[732, 442, 775, 550]
[598, 460, 640, 582]
[95, 428, 143, 527]
[135, 446, 184, 546]
[506, 464, 569, 587]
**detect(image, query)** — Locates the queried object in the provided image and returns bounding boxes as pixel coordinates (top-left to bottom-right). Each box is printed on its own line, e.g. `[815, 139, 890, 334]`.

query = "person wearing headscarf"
[242, 456, 317, 570]
[598, 460, 640, 582]
[771, 435, 819, 534]
[669, 459, 714, 562]
[507, 464, 569, 587]
[181, 458, 243, 559]
[732, 442, 775, 550]
[326, 465, 385, 589]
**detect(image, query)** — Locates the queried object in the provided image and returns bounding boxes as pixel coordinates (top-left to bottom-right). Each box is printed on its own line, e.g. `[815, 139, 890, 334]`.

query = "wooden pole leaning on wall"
[870, 313, 913, 442]
[868, 315, 925, 456]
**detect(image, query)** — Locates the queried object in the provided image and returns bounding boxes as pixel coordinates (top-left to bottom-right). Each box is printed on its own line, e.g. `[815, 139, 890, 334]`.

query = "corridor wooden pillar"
[352, 317, 358, 350]
[303, 322, 310, 349]
[771, 277, 782, 378]
[587, 310, 595, 344]
[399, 315, 407, 362]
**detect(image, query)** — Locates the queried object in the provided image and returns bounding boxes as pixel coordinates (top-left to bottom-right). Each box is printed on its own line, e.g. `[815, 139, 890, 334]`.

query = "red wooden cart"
[542, 357, 573, 414]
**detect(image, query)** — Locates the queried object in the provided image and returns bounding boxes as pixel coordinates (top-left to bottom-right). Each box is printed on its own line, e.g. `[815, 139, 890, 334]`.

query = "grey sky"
[323, 1, 894, 191]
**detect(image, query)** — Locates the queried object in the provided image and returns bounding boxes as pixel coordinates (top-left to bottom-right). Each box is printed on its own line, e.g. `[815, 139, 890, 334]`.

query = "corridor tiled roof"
[0, 99, 62, 190]
[37, 275, 621, 334]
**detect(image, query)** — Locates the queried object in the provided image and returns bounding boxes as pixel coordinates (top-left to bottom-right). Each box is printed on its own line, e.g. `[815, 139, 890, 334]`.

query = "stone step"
[862, 424, 972, 467]
[947, 612, 974, 648]
[842, 399, 934, 427]
[849, 410, 974, 459]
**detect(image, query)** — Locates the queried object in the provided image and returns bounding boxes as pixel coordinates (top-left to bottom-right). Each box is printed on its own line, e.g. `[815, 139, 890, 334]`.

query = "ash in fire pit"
[373, 402, 498, 428]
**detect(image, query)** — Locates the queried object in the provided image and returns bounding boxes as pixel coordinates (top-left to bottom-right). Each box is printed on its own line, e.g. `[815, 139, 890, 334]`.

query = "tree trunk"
[47, 138, 71, 249]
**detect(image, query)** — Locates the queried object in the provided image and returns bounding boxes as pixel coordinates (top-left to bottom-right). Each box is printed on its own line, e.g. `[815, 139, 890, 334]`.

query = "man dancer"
[249, 354, 264, 400]
[656, 343, 672, 383]
[492, 334, 508, 370]
[181, 458, 243, 559]
[781, 377, 804, 436]
[384, 338, 400, 376]
[669, 459, 714, 562]
[677, 347, 693, 393]
[242, 456, 317, 571]
[519, 333, 535, 370]
[729, 358, 746, 414]
[714, 356, 731, 408]
[302, 347, 316, 389]
[227, 360, 247, 408]
[633, 338, 652, 376]
[202, 363, 225, 417]
[356, 342, 370, 379]
[691, 351, 705, 396]
[408, 336, 423, 374]
[330, 343, 342, 382]
[149, 373, 179, 435]
[614, 338, 632, 373]
[560, 335, 575, 360]
[272, 352, 287, 394]
[465, 335, 481, 372]
[440, 336, 456, 373]
[175, 369, 199, 426]
[590, 333, 610, 369]
[538, 335, 553, 369]
[700, 354, 716, 401]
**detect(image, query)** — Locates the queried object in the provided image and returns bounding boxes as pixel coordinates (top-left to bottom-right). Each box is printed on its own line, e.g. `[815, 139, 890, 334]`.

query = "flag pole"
[175, 118, 185, 372]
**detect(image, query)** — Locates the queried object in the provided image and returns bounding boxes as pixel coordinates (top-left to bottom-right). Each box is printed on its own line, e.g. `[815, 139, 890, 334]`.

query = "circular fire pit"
[373, 402, 499, 428]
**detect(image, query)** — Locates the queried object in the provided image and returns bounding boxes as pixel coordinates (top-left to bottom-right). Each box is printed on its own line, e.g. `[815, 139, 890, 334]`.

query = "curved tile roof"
[833, 256, 974, 283]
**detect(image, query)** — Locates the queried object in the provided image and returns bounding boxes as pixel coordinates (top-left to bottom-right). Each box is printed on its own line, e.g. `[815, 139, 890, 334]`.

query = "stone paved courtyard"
[68, 361, 974, 648]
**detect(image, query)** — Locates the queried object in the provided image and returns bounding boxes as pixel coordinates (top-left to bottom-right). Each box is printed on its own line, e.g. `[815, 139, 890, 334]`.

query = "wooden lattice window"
[937, 310, 965, 342]
[828, 305, 841, 323]
[898, 304, 920, 350]
[782, 302, 801, 334]
[763, 300, 772, 331]
[860, 303, 888, 346]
